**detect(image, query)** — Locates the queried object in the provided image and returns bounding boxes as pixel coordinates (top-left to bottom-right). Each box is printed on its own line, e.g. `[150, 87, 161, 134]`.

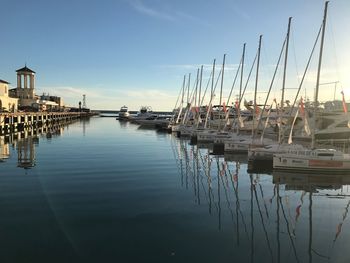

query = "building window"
[5, 87, 7, 94]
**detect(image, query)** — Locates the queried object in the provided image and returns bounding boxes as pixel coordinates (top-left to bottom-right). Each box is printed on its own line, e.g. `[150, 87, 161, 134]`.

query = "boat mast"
[197, 65, 203, 128]
[239, 43, 246, 109]
[253, 35, 263, 137]
[195, 68, 199, 109]
[187, 73, 191, 104]
[312, 1, 329, 148]
[199, 65, 203, 108]
[281, 17, 292, 110]
[279, 17, 292, 143]
[205, 59, 216, 129]
[219, 54, 226, 131]
[211, 59, 216, 100]
[176, 75, 186, 124]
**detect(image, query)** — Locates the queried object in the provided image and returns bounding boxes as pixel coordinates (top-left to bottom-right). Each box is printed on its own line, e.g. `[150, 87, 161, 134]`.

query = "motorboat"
[118, 105, 130, 120]
[129, 106, 157, 123]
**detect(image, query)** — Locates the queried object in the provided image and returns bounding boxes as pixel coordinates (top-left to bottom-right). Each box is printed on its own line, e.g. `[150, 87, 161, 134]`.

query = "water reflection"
[0, 124, 70, 169]
[172, 138, 350, 263]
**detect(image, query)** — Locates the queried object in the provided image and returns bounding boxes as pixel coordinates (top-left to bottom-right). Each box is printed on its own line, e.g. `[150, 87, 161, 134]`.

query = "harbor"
[1, 0, 350, 262]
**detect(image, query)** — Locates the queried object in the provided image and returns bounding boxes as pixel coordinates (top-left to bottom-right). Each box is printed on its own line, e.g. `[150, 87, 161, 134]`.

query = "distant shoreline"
[94, 110, 173, 115]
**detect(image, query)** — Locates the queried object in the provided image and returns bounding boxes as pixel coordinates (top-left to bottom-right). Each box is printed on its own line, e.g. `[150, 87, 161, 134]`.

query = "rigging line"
[213, 68, 223, 98]
[182, 72, 200, 125]
[217, 160, 238, 227]
[192, 147, 198, 202]
[216, 157, 222, 230]
[311, 248, 330, 260]
[196, 148, 212, 207]
[255, 38, 287, 139]
[253, 182, 274, 262]
[239, 52, 258, 106]
[173, 83, 183, 112]
[332, 199, 350, 247]
[328, 13, 342, 87]
[291, 26, 301, 95]
[227, 166, 250, 239]
[289, 24, 323, 117]
[250, 174, 255, 263]
[223, 58, 243, 129]
[258, 183, 270, 219]
[170, 139, 182, 172]
[200, 65, 214, 106]
[279, 196, 300, 263]
[189, 71, 199, 101]
[261, 38, 274, 85]
[201, 151, 219, 213]
[226, 57, 243, 107]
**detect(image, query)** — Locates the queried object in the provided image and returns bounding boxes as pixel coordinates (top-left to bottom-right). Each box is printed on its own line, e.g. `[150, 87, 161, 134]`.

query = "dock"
[0, 112, 94, 135]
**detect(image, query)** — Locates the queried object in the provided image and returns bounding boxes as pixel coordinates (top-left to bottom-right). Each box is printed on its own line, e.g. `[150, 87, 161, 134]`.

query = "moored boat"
[118, 105, 130, 120]
[273, 148, 350, 173]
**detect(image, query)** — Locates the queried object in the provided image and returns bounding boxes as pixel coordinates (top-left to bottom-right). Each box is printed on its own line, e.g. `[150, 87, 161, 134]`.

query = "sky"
[1, 0, 350, 111]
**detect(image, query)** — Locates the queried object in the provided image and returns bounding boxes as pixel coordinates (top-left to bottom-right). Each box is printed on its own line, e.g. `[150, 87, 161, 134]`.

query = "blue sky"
[1, 0, 349, 110]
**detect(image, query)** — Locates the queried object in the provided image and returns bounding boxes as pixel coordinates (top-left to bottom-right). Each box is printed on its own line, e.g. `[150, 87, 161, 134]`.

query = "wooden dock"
[0, 112, 93, 135]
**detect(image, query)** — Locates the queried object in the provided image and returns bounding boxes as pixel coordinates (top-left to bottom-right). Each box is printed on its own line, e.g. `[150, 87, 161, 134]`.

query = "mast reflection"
[172, 137, 350, 263]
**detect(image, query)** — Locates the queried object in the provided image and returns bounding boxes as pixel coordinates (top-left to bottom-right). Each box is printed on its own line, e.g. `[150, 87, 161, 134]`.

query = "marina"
[1, 0, 350, 262]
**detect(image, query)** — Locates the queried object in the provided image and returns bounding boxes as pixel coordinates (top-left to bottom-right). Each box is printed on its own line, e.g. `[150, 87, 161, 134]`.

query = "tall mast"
[199, 65, 203, 107]
[315, 1, 329, 105]
[211, 59, 216, 99]
[176, 75, 186, 124]
[253, 35, 263, 137]
[239, 43, 246, 109]
[281, 17, 292, 110]
[279, 17, 292, 144]
[195, 68, 199, 108]
[181, 75, 186, 105]
[219, 54, 226, 107]
[187, 73, 191, 104]
[219, 54, 226, 130]
[312, 1, 329, 148]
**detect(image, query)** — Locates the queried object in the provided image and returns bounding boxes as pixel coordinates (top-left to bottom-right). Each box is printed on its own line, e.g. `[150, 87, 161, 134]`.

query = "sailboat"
[273, 1, 350, 173]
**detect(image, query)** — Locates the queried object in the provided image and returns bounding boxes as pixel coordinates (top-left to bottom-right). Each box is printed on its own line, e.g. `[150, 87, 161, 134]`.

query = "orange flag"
[341, 91, 348, 113]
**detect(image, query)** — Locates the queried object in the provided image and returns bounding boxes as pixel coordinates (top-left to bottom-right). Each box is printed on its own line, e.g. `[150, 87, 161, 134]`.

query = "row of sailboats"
[169, 1, 350, 174]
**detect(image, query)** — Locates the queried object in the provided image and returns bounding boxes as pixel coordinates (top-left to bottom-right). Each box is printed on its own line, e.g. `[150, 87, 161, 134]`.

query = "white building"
[0, 79, 18, 112]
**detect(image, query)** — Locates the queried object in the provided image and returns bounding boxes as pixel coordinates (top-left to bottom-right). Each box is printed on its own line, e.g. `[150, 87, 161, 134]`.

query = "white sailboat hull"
[273, 150, 350, 173]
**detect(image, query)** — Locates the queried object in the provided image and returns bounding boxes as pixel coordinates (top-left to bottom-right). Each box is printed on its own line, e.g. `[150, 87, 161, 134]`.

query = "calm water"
[0, 117, 350, 263]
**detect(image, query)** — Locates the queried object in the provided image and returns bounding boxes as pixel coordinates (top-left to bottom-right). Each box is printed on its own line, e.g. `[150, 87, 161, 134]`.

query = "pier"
[0, 112, 93, 135]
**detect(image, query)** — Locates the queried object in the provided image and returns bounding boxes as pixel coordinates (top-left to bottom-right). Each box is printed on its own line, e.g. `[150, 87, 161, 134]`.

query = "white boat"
[129, 106, 157, 123]
[273, 148, 350, 173]
[224, 137, 274, 153]
[248, 143, 306, 162]
[118, 105, 130, 120]
[197, 129, 219, 143]
[136, 115, 170, 128]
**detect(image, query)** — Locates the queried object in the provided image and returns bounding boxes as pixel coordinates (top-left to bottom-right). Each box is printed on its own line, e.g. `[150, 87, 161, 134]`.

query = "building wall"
[0, 82, 18, 111]
[0, 83, 9, 96]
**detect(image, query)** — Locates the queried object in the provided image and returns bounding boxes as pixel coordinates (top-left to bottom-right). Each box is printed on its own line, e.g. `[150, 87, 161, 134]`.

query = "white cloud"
[129, 0, 175, 21]
[159, 63, 240, 72]
[36, 86, 106, 107]
[34, 85, 178, 111]
[128, 0, 210, 26]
